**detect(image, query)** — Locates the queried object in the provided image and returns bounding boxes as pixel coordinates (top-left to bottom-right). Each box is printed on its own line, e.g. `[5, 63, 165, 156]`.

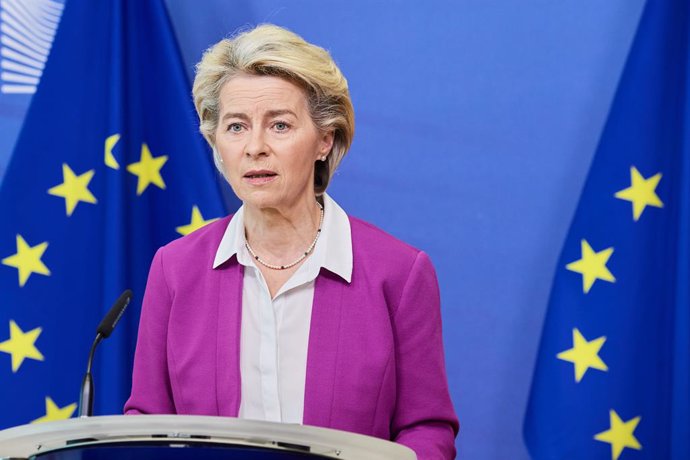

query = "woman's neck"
[243, 196, 322, 263]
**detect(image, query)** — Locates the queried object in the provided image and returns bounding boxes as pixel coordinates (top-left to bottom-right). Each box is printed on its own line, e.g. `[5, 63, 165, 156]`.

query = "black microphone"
[78, 289, 133, 418]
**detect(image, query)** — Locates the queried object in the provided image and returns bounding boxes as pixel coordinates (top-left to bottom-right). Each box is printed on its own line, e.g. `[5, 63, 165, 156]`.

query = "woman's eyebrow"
[220, 109, 298, 122]
[220, 112, 249, 122]
[264, 109, 298, 118]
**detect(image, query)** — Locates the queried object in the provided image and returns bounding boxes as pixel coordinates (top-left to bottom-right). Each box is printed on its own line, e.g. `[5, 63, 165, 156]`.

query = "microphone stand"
[78, 333, 103, 418]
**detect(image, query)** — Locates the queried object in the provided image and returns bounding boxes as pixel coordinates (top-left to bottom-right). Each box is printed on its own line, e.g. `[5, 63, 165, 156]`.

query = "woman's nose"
[244, 129, 268, 157]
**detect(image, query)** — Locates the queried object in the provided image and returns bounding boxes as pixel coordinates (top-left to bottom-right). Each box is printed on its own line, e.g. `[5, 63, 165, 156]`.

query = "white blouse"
[212, 194, 353, 423]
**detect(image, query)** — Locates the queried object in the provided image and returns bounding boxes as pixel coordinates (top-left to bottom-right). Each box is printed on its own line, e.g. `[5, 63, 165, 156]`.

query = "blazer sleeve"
[123, 248, 177, 414]
[391, 251, 459, 459]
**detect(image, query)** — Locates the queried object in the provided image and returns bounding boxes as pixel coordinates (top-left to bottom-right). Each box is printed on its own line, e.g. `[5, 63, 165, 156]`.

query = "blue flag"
[524, 0, 690, 459]
[0, 0, 227, 427]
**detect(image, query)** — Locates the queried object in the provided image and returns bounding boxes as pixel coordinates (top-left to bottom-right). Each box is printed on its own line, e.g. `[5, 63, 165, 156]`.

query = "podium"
[0, 415, 416, 459]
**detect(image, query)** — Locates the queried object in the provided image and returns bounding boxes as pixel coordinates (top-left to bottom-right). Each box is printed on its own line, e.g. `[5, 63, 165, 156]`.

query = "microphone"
[78, 289, 133, 418]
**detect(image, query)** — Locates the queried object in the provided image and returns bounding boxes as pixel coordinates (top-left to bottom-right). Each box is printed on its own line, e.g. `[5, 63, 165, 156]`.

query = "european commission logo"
[0, 0, 64, 94]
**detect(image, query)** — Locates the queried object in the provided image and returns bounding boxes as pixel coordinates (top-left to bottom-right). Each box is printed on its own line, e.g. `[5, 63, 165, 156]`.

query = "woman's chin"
[240, 191, 283, 210]
[234, 181, 316, 211]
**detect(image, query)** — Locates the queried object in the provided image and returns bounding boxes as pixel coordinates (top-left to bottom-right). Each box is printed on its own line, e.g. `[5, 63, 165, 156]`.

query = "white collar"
[212, 193, 352, 283]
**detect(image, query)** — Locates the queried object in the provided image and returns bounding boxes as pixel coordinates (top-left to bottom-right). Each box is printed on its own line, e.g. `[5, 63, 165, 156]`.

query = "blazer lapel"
[215, 260, 243, 417]
[303, 270, 344, 427]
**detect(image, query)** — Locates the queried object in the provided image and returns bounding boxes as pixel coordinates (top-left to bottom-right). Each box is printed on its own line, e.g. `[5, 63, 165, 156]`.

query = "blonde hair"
[192, 24, 355, 195]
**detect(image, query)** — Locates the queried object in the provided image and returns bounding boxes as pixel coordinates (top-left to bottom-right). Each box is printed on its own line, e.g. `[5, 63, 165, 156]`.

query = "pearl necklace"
[244, 202, 324, 270]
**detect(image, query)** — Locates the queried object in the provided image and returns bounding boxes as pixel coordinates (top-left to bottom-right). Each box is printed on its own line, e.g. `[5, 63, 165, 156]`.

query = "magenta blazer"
[124, 215, 459, 459]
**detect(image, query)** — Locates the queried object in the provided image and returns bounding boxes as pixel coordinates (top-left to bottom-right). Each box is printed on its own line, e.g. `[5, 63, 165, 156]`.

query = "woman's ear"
[319, 130, 335, 158]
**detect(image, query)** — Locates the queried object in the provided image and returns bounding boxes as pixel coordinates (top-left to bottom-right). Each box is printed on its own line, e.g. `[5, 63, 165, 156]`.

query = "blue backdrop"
[0, 0, 659, 459]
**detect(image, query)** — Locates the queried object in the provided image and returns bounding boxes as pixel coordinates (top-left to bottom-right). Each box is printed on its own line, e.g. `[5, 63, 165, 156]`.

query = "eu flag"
[0, 0, 226, 427]
[524, 0, 690, 458]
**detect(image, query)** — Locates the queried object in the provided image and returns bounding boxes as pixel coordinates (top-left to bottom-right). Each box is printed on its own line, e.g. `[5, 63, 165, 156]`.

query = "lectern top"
[0, 415, 416, 459]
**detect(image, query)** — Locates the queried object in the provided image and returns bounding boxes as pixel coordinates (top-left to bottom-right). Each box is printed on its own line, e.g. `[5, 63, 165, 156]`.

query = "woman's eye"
[274, 122, 289, 131]
[228, 123, 243, 132]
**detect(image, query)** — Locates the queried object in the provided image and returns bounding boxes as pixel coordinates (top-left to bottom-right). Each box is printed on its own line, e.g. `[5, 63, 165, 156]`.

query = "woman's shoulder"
[157, 215, 232, 266]
[348, 215, 428, 270]
[346, 216, 439, 307]
[349, 216, 420, 254]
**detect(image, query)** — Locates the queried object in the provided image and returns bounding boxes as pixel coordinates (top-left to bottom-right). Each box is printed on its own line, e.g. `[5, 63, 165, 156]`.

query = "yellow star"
[126, 143, 168, 195]
[566, 239, 615, 294]
[104, 133, 121, 169]
[557, 328, 607, 382]
[47, 163, 97, 216]
[31, 397, 77, 424]
[2, 234, 50, 287]
[176, 206, 219, 236]
[615, 166, 663, 221]
[0, 320, 44, 372]
[594, 410, 642, 460]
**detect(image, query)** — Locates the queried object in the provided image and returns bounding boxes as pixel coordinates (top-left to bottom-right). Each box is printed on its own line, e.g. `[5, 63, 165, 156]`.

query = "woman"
[125, 24, 459, 459]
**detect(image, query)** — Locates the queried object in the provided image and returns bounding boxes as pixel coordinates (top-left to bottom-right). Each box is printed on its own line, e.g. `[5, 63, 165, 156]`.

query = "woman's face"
[215, 74, 333, 211]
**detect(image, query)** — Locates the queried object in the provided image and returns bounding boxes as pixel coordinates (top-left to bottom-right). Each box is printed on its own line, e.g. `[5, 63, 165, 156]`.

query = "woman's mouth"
[243, 170, 278, 185]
